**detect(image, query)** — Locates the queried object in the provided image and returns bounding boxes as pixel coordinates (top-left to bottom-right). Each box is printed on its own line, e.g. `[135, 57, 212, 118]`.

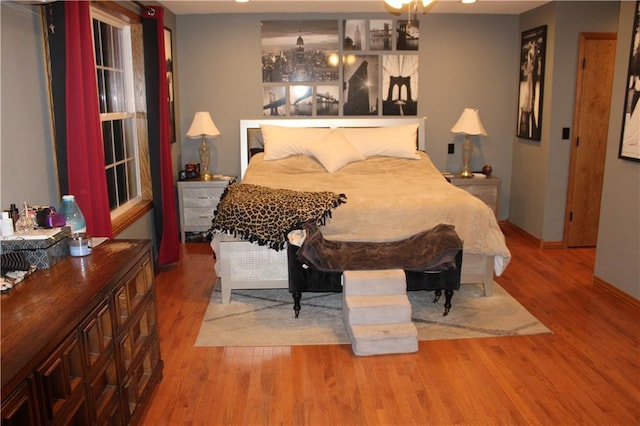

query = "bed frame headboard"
[239, 117, 427, 179]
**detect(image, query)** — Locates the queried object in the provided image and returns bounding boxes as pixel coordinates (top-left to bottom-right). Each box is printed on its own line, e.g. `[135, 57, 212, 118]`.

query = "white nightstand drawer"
[183, 207, 216, 228]
[448, 176, 500, 218]
[464, 186, 498, 215]
[182, 187, 226, 208]
[177, 177, 236, 242]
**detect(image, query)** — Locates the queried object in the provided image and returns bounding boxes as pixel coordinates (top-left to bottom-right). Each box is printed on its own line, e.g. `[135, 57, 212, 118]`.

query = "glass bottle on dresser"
[59, 195, 87, 234]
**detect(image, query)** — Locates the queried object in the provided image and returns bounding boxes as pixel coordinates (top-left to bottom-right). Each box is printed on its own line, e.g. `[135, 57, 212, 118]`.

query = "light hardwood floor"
[140, 229, 640, 425]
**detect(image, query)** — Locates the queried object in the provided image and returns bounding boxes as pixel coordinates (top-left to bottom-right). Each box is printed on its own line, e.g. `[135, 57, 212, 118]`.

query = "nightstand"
[448, 175, 501, 218]
[177, 176, 235, 243]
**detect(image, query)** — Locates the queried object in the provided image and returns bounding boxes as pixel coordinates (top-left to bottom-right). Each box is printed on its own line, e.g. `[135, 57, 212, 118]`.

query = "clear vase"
[14, 202, 35, 235]
[59, 195, 87, 234]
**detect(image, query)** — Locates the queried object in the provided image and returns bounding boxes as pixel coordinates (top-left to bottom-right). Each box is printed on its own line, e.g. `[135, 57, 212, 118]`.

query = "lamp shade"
[186, 111, 220, 138]
[450, 108, 488, 136]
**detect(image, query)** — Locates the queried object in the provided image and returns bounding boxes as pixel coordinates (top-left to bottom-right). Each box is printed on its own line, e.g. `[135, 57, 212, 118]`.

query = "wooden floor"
[140, 230, 640, 425]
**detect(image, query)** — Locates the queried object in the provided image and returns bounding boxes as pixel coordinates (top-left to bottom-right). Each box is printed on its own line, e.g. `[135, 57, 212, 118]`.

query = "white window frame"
[91, 7, 142, 221]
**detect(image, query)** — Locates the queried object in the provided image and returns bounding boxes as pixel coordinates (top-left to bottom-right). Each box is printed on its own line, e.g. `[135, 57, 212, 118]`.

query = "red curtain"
[64, 2, 113, 238]
[143, 6, 180, 265]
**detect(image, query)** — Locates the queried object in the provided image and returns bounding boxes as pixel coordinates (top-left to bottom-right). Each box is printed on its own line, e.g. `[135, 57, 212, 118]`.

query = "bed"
[210, 117, 511, 311]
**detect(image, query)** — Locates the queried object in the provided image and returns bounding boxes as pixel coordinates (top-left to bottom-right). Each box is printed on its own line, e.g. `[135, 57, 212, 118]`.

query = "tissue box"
[1, 227, 71, 269]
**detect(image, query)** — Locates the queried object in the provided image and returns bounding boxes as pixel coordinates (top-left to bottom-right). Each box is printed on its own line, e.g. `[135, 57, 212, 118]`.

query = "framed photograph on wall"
[262, 86, 286, 116]
[396, 20, 419, 51]
[344, 19, 366, 51]
[289, 85, 314, 116]
[343, 55, 379, 115]
[164, 27, 176, 143]
[382, 55, 418, 116]
[316, 85, 340, 116]
[370, 19, 393, 51]
[261, 20, 339, 83]
[516, 25, 547, 141]
[619, 1, 640, 161]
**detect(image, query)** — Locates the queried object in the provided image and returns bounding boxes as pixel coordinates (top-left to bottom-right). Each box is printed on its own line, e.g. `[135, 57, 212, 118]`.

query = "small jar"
[69, 232, 92, 257]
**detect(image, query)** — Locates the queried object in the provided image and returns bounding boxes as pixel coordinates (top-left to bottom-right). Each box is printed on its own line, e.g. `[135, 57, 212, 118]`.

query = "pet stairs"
[342, 269, 418, 356]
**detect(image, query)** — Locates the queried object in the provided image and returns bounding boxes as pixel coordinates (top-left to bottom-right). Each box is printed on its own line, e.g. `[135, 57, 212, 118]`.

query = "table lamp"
[186, 111, 220, 180]
[450, 108, 487, 178]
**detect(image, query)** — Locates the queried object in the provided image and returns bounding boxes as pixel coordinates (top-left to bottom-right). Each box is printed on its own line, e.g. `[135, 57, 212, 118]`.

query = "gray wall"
[1, 2, 58, 208]
[176, 12, 519, 220]
[511, 1, 620, 242]
[595, 1, 640, 299]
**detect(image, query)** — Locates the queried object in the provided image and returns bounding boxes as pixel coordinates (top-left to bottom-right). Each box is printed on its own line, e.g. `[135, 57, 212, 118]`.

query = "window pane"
[113, 120, 124, 162]
[123, 118, 135, 158]
[97, 69, 107, 113]
[112, 27, 123, 69]
[104, 70, 125, 113]
[93, 19, 103, 66]
[106, 167, 117, 210]
[127, 158, 137, 197]
[103, 23, 113, 68]
[102, 121, 113, 165]
[116, 163, 128, 205]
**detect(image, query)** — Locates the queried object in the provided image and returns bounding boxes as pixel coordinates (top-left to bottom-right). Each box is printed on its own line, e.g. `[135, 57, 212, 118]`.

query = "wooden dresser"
[1, 239, 162, 425]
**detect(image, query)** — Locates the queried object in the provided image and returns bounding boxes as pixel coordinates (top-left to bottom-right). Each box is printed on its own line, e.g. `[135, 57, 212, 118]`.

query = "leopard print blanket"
[209, 183, 346, 250]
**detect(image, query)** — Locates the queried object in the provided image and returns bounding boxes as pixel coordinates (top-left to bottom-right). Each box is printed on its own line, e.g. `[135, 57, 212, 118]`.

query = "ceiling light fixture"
[384, 0, 476, 13]
[385, 0, 434, 9]
[384, 0, 436, 21]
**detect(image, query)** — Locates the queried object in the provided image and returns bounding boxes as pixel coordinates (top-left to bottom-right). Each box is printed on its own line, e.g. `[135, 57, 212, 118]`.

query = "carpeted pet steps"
[342, 269, 418, 356]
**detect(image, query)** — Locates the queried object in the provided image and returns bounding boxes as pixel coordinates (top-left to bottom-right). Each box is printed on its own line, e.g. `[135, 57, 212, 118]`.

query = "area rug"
[195, 282, 551, 347]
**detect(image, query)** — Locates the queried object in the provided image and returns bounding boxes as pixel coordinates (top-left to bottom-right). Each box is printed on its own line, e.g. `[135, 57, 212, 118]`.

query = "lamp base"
[460, 135, 474, 178]
[200, 171, 213, 181]
[459, 167, 474, 178]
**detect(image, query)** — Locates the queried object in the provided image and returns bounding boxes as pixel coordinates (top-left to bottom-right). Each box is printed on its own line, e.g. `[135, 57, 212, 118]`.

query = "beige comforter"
[242, 152, 511, 275]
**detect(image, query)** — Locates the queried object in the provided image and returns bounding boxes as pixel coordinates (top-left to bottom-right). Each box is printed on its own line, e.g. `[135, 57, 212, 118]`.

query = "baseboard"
[503, 221, 566, 249]
[541, 241, 565, 249]
[593, 275, 640, 310]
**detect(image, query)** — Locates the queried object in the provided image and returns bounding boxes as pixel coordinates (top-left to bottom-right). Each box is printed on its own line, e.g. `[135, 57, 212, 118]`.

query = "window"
[92, 10, 142, 218]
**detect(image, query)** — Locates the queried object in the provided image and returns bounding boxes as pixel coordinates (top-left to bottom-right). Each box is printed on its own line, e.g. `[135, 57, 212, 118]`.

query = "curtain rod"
[133, 1, 155, 15]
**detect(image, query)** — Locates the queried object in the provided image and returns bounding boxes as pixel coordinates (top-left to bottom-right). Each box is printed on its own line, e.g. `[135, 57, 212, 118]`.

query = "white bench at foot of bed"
[216, 238, 494, 304]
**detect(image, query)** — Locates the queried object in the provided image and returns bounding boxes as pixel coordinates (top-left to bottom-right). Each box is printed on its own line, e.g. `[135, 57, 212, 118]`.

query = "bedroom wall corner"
[510, 1, 620, 242]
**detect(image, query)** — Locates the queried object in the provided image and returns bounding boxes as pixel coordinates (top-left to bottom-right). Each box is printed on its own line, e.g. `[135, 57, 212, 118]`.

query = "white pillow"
[261, 125, 332, 160]
[338, 124, 420, 159]
[306, 130, 365, 173]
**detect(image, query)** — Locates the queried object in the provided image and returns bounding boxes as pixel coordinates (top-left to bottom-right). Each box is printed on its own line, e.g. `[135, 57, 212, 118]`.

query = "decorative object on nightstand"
[450, 108, 487, 178]
[186, 111, 220, 181]
[177, 176, 236, 243]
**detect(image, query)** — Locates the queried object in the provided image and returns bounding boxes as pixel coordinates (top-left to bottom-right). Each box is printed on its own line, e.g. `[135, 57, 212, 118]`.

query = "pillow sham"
[306, 130, 365, 173]
[338, 123, 420, 159]
[261, 125, 332, 160]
